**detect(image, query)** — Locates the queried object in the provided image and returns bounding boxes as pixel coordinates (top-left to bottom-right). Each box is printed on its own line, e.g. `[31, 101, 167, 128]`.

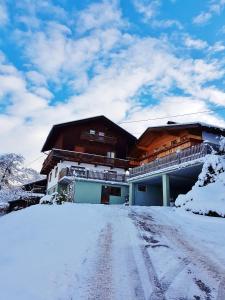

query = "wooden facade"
[139, 129, 202, 164]
[131, 123, 224, 165]
[41, 118, 225, 176]
[41, 116, 137, 175]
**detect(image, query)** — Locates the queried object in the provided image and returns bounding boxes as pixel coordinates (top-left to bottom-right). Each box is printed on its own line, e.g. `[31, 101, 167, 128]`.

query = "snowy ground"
[0, 204, 225, 300]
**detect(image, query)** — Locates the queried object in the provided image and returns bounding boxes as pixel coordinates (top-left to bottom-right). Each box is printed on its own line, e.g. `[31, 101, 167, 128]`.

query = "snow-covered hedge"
[175, 154, 225, 217]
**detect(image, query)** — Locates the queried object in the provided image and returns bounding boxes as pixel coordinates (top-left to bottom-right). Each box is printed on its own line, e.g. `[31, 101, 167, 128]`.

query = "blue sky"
[1, 0, 225, 169]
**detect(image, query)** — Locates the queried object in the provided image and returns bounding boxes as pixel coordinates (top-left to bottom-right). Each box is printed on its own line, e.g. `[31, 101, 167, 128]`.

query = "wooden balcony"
[140, 137, 201, 163]
[41, 148, 130, 174]
[130, 143, 217, 178]
[59, 167, 127, 183]
[80, 132, 117, 145]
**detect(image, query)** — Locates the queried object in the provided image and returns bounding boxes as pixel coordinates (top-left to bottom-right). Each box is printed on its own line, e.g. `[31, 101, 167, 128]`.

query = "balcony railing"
[129, 143, 217, 178]
[59, 167, 127, 183]
[41, 149, 130, 174]
[80, 132, 117, 145]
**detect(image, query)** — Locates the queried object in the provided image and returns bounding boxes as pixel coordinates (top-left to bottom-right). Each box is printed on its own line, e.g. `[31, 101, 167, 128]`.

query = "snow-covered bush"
[40, 191, 69, 205]
[175, 154, 225, 217]
[56, 190, 70, 204]
[40, 193, 57, 205]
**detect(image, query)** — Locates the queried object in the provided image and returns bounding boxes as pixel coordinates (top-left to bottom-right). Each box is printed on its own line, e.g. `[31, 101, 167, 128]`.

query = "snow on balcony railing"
[129, 143, 216, 178]
[59, 167, 127, 183]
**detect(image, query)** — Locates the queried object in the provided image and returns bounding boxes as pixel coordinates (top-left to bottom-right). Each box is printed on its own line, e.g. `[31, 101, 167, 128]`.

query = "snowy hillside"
[176, 154, 225, 217]
[0, 204, 225, 299]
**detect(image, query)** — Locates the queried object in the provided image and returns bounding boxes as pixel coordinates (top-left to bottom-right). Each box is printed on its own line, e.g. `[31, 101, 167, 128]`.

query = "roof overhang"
[136, 123, 225, 148]
[41, 115, 137, 152]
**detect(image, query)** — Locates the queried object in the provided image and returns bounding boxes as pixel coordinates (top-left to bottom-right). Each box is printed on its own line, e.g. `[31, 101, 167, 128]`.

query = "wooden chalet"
[129, 121, 225, 207]
[131, 122, 225, 165]
[40, 116, 137, 205]
[41, 115, 137, 175]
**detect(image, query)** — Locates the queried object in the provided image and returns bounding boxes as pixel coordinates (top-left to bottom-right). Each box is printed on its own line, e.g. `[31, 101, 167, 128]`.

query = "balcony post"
[129, 182, 135, 205]
[162, 174, 170, 207]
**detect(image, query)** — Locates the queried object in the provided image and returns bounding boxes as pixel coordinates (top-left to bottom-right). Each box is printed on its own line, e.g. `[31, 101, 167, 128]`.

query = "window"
[90, 129, 95, 135]
[55, 167, 58, 178]
[171, 140, 177, 146]
[49, 172, 52, 182]
[109, 186, 121, 196]
[180, 135, 187, 142]
[99, 132, 105, 136]
[138, 184, 147, 192]
[107, 151, 115, 158]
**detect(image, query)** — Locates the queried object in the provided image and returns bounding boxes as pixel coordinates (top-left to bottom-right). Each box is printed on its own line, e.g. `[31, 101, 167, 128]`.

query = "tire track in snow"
[129, 211, 167, 300]
[130, 210, 186, 299]
[114, 209, 147, 300]
[131, 210, 225, 300]
[216, 279, 225, 300]
[85, 223, 114, 300]
[131, 210, 190, 299]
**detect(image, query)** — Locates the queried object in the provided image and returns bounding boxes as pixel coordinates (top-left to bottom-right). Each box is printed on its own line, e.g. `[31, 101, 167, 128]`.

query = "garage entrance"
[129, 163, 203, 206]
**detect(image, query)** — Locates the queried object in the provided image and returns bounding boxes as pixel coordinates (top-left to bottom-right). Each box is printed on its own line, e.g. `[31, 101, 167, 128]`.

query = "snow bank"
[175, 154, 225, 217]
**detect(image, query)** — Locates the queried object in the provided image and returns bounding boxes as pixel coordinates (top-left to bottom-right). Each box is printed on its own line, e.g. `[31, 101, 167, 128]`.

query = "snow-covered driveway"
[0, 204, 225, 300]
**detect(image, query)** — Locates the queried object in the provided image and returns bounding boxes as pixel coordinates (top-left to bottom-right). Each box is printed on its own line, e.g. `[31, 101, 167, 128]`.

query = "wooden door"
[101, 186, 110, 204]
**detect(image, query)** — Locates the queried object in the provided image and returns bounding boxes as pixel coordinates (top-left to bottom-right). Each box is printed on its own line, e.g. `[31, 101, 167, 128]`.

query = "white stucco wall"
[47, 160, 126, 190]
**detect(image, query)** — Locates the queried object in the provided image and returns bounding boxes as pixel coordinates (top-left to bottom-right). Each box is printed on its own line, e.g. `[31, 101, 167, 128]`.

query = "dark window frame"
[138, 184, 147, 192]
[109, 186, 121, 196]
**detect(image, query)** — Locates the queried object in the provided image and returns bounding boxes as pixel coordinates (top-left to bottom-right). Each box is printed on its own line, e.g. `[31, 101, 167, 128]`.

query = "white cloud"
[208, 41, 225, 53]
[133, 0, 161, 21]
[24, 23, 71, 78]
[26, 71, 47, 86]
[15, 0, 67, 29]
[76, 0, 124, 33]
[193, 12, 212, 25]
[133, 0, 182, 30]
[152, 19, 183, 29]
[0, 2, 8, 26]
[121, 97, 225, 137]
[184, 36, 208, 50]
[1, 0, 225, 171]
[193, 0, 225, 25]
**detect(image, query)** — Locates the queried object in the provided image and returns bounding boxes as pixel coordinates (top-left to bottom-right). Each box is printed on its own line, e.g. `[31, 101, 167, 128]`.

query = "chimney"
[167, 121, 177, 125]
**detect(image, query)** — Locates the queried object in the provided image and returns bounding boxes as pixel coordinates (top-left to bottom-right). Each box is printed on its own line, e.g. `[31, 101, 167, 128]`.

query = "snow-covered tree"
[0, 153, 41, 189]
[0, 153, 43, 207]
